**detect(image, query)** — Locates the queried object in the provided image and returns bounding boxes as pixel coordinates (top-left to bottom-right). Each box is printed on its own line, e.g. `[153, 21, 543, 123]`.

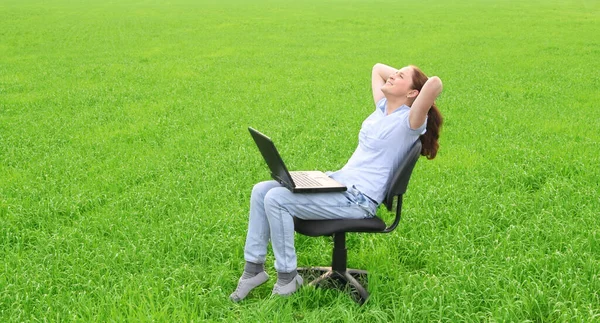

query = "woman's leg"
[230, 180, 281, 302]
[243, 180, 282, 265]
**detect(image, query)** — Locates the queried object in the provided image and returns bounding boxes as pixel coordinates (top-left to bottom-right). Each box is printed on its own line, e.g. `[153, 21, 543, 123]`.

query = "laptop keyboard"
[291, 172, 323, 187]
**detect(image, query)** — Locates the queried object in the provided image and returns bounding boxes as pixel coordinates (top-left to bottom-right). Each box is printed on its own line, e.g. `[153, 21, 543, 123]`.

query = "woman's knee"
[251, 181, 279, 201]
[263, 187, 291, 210]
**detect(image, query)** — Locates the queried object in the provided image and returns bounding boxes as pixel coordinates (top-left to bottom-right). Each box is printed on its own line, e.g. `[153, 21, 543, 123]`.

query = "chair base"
[298, 267, 369, 305]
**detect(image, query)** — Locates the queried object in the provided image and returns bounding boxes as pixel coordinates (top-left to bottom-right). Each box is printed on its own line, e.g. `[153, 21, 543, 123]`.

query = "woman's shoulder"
[375, 98, 387, 112]
[390, 106, 426, 136]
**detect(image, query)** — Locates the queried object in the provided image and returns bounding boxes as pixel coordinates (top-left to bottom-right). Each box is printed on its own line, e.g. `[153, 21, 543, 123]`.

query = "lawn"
[1, 0, 599, 321]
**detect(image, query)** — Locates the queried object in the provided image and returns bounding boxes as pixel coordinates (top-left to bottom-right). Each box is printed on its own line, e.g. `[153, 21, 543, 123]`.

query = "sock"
[241, 261, 264, 279]
[276, 269, 298, 286]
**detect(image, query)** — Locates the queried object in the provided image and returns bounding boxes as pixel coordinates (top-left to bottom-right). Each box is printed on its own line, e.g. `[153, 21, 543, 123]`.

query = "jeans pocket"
[345, 186, 376, 217]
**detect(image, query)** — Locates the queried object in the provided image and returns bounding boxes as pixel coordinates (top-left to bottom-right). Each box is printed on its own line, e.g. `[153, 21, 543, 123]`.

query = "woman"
[230, 63, 443, 302]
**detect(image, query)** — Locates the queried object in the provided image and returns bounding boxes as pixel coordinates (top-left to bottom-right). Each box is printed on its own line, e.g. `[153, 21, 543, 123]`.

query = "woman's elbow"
[428, 76, 443, 93]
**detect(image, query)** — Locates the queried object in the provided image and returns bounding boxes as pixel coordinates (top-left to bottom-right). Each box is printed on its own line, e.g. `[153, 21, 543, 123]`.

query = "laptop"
[248, 127, 347, 193]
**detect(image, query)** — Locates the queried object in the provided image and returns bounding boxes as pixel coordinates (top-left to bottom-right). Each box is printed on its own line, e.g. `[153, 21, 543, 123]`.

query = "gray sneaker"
[229, 271, 269, 302]
[272, 274, 304, 296]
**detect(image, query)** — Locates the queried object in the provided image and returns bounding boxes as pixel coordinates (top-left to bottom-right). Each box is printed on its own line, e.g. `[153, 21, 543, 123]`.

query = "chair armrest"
[382, 195, 403, 233]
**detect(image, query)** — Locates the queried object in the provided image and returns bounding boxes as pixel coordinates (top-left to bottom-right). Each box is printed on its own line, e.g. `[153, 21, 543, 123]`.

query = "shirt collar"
[379, 102, 409, 115]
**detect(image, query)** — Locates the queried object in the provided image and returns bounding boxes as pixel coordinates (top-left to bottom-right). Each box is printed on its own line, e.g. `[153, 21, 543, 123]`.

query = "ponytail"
[419, 103, 443, 159]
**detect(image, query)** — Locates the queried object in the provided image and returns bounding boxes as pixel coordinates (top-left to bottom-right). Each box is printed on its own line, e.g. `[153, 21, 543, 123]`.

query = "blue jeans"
[243, 180, 378, 273]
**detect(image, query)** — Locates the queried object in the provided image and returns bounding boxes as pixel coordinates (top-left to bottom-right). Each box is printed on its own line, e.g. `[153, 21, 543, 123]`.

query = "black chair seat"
[293, 217, 387, 237]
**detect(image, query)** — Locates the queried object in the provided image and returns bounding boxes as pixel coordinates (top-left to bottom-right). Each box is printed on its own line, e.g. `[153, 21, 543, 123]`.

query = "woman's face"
[381, 66, 414, 98]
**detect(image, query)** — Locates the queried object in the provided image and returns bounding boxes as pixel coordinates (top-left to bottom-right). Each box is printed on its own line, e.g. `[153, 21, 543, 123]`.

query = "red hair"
[409, 65, 443, 159]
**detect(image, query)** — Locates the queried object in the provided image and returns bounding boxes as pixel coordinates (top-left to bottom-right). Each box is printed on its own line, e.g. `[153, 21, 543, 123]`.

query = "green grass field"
[1, 0, 599, 321]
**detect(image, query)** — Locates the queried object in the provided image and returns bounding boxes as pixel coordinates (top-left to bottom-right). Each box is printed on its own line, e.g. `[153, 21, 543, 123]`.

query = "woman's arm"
[409, 76, 443, 129]
[372, 63, 397, 105]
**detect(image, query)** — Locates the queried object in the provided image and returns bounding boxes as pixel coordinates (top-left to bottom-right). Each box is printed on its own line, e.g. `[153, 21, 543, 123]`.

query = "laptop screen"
[248, 128, 296, 188]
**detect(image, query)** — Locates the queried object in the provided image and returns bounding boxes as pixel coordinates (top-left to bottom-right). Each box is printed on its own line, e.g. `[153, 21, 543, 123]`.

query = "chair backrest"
[382, 140, 422, 211]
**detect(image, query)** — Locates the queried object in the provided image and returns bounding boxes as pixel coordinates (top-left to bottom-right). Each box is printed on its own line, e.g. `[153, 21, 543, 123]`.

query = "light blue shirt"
[329, 98, 426, 204]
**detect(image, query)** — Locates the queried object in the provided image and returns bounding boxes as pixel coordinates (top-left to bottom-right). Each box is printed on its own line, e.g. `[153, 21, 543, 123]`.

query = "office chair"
[293, 140, 422, 305]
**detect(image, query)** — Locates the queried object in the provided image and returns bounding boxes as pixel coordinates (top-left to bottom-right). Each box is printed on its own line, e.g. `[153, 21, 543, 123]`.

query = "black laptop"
[248, 127, 347, 193]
